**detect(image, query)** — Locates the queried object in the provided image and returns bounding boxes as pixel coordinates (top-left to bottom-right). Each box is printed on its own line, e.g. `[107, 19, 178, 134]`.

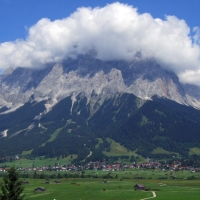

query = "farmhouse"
[34, 187, 46, 192]
[134, 184, 145, 190]
[45, 179, 50, 184]
[54, 180, 61, 184]
[22, 181, 29, 185]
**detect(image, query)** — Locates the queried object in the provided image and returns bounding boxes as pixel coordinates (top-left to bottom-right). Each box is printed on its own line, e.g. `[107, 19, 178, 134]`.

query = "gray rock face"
[0, 55, 200, 113]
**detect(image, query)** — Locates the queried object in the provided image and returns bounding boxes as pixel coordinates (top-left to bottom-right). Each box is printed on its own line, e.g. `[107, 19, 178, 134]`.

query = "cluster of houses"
[1, 159, 198, 193]
[1, 159, 200, 173]
[7, 160, 199, 173]
[0, 161, 160, 172]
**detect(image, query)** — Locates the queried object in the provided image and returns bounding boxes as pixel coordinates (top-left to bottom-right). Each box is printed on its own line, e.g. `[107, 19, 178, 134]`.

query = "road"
[141, 191, 156, 200]
[86, 150, 92, 158]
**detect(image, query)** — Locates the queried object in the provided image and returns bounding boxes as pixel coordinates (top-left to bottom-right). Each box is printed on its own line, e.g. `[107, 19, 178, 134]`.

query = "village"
[0, 159, 200, 174]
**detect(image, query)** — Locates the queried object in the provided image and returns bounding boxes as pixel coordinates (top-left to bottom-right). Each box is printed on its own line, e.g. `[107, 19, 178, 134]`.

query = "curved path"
[87, 150, 92, 158]
[141, 191, 156, 200]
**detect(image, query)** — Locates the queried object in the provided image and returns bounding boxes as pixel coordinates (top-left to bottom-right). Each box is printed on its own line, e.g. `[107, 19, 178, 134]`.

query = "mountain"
[1, 55, 200, 113]
[0, 55, 200, 162]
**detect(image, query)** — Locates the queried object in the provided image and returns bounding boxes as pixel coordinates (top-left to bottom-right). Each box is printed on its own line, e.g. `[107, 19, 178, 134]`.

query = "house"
[134, 184, 145, 190]
[22, 181, 29, 185]
[54, 180, 61, 184]
[34, 187, 46, 192]
[195, 168, 200, 172]
[45, 179, 50, 184]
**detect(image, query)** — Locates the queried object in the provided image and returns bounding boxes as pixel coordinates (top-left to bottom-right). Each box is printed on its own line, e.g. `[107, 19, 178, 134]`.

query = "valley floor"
[19, 178, 200, 200]
[1, 167, 200, 200]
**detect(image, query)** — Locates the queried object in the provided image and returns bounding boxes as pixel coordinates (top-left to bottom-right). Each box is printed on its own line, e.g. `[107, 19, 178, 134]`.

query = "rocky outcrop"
[0, 56, 200, 113]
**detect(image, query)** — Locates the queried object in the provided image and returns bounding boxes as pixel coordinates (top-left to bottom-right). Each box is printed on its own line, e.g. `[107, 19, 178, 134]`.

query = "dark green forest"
[1, 93, 200, 162]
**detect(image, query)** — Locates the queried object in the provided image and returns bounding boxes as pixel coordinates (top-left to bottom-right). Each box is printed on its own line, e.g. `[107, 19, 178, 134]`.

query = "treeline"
[0, 171, 119, 180]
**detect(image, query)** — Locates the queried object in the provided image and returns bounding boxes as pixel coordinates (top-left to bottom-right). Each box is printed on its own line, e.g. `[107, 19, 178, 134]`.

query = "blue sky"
[0, 0, 200, 43]
[0, 0, 200, 85]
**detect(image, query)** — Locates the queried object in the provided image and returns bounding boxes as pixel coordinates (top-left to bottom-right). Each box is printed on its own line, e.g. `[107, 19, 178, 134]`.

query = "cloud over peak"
[0, 2, 200, 85]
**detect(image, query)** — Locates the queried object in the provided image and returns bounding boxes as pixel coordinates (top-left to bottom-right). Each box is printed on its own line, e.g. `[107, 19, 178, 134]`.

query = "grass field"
[189, 147, 200, 156]
[151, 147, 179, 156]
[1, 155, 77, 168]
[41, 128, 62, 147]
[19, 178, 200, 200]
[1, 168, 200, 199]
[103, 138, 145, 162]
[83, 168, 199, 180]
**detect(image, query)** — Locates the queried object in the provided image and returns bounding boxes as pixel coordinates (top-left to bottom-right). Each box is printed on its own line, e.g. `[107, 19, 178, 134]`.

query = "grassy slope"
[95, 138, 103, 149]
[41, 128, 63, 147]
[189, 147, 200, 156]
[21, 149, 33, 156]
[41, 120, 76, 147]
[152, 147, 179, 156]
[103, 138, 145, 162]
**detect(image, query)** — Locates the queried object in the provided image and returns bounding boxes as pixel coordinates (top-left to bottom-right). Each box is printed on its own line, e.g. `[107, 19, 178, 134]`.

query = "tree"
[0, 166, 25, 200]
[33, 171, 38, 179]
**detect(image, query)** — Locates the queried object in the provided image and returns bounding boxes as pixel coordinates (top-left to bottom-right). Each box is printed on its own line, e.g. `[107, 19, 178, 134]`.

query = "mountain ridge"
[1, 92, 200, 161]
[0, 55, 200, 115]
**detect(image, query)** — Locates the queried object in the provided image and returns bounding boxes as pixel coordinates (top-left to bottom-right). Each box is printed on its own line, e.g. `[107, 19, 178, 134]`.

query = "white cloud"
[193, 27, 200, 45]
[0, 2, 200, 85]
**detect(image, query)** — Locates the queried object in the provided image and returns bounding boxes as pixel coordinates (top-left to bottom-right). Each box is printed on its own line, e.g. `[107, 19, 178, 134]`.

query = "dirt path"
[141, 191, 156, 200]
[86, 150, 92, 158]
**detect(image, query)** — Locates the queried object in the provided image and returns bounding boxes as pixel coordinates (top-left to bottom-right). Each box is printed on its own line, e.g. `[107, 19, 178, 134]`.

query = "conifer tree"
[0, 166, 25, 200]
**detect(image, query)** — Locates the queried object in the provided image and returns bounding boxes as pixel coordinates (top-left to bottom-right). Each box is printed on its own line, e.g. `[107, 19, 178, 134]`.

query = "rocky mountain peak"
[2, 67, 14, 76]
[0, 56, 200, 113]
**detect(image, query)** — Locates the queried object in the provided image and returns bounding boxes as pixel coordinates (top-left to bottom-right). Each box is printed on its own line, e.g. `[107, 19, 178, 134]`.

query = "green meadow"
[1, 168, 200, 199]
[18, 178, 200, 200]
[1, 156, 77, 168]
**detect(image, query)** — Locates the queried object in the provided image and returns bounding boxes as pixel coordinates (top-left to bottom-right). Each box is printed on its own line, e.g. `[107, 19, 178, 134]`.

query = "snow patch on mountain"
[1, 129, 8, 137]
[10, 123, 35, 138]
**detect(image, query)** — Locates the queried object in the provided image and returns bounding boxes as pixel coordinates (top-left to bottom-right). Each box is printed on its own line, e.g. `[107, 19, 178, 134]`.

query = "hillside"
[0, 92, 200, 162]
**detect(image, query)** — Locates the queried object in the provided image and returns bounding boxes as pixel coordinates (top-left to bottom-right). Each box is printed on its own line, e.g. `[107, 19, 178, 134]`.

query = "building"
[34, 187, 46, 192]
[54, 180, 61, 184]
[22, 181, 29, 185]
[134, 184, 145, 190]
